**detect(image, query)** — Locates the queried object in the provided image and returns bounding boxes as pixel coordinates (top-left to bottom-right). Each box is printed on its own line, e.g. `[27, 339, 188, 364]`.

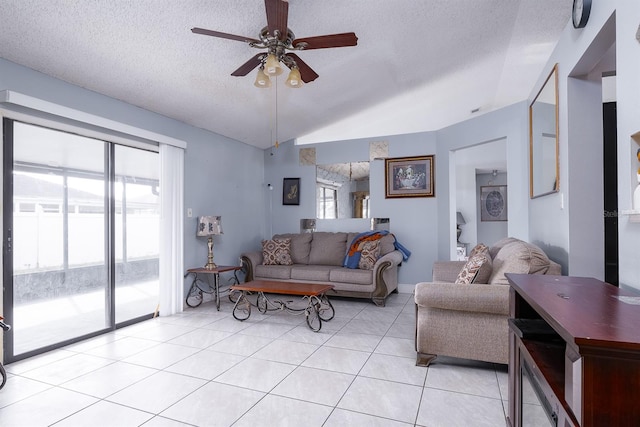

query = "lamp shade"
[197, 216, 223, 237]
[456, 212, 466, 226]
[264, 53, 283, 76]
[285, 68, 302, 88]
[254, 67, 271, 88]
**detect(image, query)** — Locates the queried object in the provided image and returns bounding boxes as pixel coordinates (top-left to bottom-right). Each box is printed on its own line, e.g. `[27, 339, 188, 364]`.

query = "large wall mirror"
[316, 162, 370, 219]
[529, 64, 559, 198]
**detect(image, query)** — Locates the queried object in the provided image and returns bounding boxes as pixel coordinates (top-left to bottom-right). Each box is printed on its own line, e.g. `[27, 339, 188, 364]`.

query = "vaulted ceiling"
[0, 1, 572, 149]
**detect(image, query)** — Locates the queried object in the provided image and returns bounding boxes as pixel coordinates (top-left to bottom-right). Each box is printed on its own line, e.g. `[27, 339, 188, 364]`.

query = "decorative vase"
[634, 173, 640, 212]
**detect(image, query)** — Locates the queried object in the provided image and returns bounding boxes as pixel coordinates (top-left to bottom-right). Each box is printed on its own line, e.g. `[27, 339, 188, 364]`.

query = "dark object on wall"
[283, 178, 300, 205]
[480, 185, 507, 221]
[384, 155, 434, 198]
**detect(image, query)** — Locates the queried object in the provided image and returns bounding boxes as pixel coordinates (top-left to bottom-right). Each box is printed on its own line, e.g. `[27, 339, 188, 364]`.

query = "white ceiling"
[0, 1, 572, 150]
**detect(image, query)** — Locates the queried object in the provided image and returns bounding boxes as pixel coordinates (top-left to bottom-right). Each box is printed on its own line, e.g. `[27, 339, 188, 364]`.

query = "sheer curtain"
[159, 143, 184, 316]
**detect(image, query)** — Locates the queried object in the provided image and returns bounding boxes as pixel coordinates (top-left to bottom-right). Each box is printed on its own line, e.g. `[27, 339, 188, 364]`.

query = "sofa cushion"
[378, 234, 396, 256]
[254, 264, 292, 280]
[291, 265, 334, 282]
[455, 249, 490, 284]
[489, 240, 551, 285]
[488, 237, 520, 259]
[358, 240, 381, 270]
[330, 267, 373, 285]
[262, 239, 293, 265]
[308, 232, 348, 266]
[273, 233, 312, 265]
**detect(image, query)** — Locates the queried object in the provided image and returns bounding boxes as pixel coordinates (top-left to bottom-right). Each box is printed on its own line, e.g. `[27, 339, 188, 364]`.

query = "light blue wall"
[263, 103, 531, 290]
[263, 133, 439, 287]
[437, 102, 530, 261]
[0, 58, 266, 294]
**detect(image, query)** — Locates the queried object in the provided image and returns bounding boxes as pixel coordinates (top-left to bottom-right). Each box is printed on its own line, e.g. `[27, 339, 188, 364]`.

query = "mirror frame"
[529, 63, 559, 199]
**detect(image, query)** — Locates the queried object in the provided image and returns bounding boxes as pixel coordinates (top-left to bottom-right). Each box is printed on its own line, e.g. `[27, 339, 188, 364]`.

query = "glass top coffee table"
[229, 280, 335, 332]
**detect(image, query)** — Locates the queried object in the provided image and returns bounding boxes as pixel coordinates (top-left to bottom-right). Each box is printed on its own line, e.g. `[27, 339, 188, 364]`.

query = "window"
[317, 185, 338, 219]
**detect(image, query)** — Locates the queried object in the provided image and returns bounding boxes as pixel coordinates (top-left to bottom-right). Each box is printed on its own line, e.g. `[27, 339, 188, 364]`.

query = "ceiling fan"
[191, 0, 358, 88]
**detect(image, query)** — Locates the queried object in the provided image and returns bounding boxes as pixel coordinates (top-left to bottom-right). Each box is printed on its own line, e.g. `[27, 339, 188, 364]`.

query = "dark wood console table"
[506, 273, 640, 427]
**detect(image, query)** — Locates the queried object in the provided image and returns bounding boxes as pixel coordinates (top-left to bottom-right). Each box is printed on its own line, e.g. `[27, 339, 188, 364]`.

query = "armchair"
[414, 237, 561, 366]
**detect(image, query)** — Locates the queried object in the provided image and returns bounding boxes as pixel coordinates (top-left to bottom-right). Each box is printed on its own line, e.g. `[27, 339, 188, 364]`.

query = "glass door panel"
[11, 122, 108, 355]
[114, 145, 159, 323]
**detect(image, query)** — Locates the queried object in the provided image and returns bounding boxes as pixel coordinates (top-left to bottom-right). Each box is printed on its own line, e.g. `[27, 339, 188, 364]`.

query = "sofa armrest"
[414, 282, 510, 316]
[374, 250, 403, 270]
[432, 261, 466, 282]
[240, 251, 263, 282]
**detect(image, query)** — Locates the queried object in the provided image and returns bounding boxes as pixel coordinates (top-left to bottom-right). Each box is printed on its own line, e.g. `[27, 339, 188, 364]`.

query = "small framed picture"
[385, 155, 435, 198]
[480, 185, 508, 221]
[283, 178, 300, 205]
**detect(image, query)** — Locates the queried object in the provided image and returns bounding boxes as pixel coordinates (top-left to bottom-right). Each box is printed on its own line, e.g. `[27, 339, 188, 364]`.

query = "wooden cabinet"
[506, 274, 640, 427]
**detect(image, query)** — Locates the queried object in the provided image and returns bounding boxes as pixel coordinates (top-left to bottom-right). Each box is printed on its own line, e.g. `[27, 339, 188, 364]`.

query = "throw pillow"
[358, 240, 381, 270]
[262, 238, 293, 266]
[455, 250, 490, 284]
[468, 243, 489, 259]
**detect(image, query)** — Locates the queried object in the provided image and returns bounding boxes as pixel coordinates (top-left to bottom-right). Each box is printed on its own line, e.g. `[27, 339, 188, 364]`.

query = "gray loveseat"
[240, 232, 404, 306]
[414, 237, 561, 366]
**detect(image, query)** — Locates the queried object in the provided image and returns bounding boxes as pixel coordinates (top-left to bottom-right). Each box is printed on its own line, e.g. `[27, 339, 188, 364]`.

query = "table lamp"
[197, 216, 223, 269]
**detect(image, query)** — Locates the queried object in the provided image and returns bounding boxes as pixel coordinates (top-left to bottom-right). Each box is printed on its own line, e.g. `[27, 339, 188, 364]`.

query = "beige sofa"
[240, 232, 404, 306]
[414, 237, 561, 366]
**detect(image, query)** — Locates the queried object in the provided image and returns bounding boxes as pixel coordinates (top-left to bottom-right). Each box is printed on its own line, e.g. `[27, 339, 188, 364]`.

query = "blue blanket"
[343, 230, 411, 269]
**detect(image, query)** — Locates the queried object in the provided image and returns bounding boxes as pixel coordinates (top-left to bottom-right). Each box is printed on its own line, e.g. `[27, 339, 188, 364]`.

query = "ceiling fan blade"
[231, 53, 265, 76]
[265, 0, 289, 39]
[292, 32, 358, 50]
[191, 27, 260, 44]
[285, 53, 319, 83]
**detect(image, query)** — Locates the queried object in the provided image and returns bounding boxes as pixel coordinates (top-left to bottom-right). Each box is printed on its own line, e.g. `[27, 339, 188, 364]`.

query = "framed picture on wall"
[384, 155, 435, 198]
[480, 185, 508, 221]
[283, 178, 300, 205]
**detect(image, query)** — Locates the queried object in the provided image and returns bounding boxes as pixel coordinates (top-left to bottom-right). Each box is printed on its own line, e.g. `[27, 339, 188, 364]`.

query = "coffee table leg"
[305, 297, 322, 332]
[318, 294, 335, 321]
[232, 291, 251, 321]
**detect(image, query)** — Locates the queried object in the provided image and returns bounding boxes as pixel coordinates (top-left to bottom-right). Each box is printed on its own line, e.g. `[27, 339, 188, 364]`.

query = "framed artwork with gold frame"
[384, 155, 435, 198]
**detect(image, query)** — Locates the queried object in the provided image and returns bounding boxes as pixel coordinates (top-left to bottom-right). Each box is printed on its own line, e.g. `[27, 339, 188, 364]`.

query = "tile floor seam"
[1, 293, 509, 426]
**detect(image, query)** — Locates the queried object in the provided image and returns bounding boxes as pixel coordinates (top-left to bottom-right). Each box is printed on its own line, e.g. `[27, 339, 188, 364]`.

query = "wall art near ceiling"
[480, 185, 508, 221]
[283, 178, 300, 205]
[385, 155, 434, 198]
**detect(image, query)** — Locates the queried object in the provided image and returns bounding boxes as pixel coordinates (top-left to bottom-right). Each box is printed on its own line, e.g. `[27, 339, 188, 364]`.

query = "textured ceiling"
[0, 1, 572, 149]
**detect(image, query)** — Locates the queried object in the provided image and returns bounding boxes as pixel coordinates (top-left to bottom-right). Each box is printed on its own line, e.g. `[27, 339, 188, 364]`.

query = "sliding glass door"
[3, 119, 159, 361]
[114, 145, 160, 323]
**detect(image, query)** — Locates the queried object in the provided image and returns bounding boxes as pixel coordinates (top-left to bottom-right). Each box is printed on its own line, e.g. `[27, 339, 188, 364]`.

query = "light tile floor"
[0, 292, 509, 426]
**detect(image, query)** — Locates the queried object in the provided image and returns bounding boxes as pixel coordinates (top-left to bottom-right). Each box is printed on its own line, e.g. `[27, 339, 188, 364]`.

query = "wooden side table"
[184, 266, 242, 311]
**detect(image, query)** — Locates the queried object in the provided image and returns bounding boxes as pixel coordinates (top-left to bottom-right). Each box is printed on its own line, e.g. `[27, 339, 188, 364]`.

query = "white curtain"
[159, 143, 184, 316]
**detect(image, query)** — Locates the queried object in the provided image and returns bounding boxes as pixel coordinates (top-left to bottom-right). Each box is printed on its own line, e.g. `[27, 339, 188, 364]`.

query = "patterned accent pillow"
[468, 243, 489, 259]
[455, 250, 489, 284]
[358, 240, 381, 270]
[262, 238, 293, 266]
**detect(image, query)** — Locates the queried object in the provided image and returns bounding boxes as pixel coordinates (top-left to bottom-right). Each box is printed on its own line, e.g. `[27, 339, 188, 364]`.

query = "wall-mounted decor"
[283, 178, 300, 205]
[480, 185, 508, 221]
[369, 141, 388, 160]
[299, 147, 316, 165]
[385, 155, 434, 198]
[529, 64, 559, 198]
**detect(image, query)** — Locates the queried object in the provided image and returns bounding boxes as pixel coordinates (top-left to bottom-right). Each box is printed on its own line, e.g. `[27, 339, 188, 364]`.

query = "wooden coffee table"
[229, 280, 335, 332]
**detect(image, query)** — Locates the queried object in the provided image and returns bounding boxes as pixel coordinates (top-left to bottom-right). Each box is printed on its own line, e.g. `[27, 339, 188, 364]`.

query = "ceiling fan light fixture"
[264, 53, 283, 76]
[254, 67, 271, 88]
[285, 67, 302, 88]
